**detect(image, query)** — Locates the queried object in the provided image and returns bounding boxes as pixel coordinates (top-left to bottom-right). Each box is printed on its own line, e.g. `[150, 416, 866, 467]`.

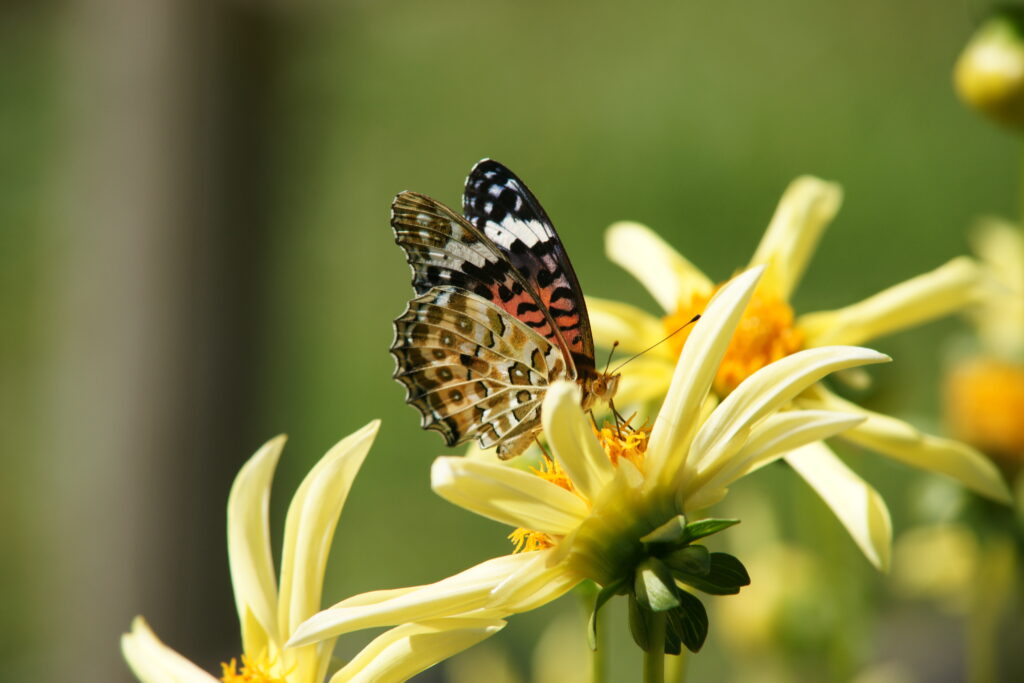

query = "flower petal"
[748, 176, 842, 299]
[489, 548, 580, 611]
[803, 387, 1012, 502]
[330, 619, 506, 683]
[277, 421, 380, 680]
[287, 554, 532, 648]
[687, 346, 890, 483]
[846, 413, 1010, 504]
[605, 221, 713, 312]
[431, 456, 589, 535]
[969, 218, 1024, 357]
[797, 257, 984, 346]
[784, 442, 893, 570]
[121, 616, 219, 683]
[226, 435, 285, 655]
[646, 266, 764, 487]
[542, 381, 613, 501]
[586, 296, 675, 357]
[701, 410, 867, 491]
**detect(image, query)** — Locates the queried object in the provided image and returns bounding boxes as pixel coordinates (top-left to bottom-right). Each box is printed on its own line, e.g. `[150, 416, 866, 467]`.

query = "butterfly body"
[391, 160, 618, 459]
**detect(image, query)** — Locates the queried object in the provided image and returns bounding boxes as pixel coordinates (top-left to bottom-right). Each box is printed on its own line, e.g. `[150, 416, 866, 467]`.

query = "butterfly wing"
[391, 286, 566, 458]
[463, 159, 596, 374]
[392, 190, 576, 377]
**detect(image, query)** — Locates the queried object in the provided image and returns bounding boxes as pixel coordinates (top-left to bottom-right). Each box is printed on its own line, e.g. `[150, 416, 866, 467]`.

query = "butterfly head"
[581, 370, 621, 410]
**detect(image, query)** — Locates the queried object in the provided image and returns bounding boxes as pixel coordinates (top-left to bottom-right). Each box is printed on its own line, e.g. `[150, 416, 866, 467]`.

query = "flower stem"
[578, 582, 607, 683]
[665, 652, 688, 683]
[642, 613, 666, 683]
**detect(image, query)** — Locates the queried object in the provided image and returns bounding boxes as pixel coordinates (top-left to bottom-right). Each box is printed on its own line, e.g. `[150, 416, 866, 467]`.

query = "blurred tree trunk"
[42, 1, 283, 679]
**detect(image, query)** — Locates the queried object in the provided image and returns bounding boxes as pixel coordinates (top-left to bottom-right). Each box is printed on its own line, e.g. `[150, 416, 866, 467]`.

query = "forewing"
[463, 159, 596, 369]
[392, 191, 575, 375]
[391, 286, 567, 456]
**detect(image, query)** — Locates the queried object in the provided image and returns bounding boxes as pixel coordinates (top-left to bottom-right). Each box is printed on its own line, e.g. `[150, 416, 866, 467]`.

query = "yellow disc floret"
[664, 286, 804, 395]
[220, 653, 287, 683]
[945, 357, 1024, 467]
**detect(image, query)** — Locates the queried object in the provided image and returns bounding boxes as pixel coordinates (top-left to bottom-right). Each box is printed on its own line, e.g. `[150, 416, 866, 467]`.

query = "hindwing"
[391, 286, 566, 459]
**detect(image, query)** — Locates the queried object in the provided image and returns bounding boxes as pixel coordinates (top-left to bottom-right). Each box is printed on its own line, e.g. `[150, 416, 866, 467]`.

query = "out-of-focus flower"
[121, 422, 503, 683]
[892, 523, 979, 614]
[287, 267, 891, 658]
[587, 177, 1011, 567]
[945, 220, 1024, 472]
[954, 7, 1024, 130]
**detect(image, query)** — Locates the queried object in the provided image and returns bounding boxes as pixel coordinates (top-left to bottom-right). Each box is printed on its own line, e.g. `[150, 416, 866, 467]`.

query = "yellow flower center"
[509, 422, 652, 554]
[221, 653, 286, 683]
[664, 286, 804, 395]
[945, 357, 1024, 466]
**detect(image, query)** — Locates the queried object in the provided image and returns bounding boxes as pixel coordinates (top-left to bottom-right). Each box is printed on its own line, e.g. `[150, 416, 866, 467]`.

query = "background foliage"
[0, 1, 1018, 681]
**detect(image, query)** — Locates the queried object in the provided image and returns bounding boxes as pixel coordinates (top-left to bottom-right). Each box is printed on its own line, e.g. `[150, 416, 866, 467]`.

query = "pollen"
[664, 286, 804, 395]
[593, 418, 651, 470]
[220, 653, 286, 683]
[945, 357, 1024, 464]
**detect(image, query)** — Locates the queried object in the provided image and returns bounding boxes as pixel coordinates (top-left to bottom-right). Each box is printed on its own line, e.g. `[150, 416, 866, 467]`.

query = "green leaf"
[675, 552, 751, 595]
[663, 544, 710, 576]
[635, 558, 681, 612]
[670, 589, 709, 653]
[681, 518, 740, 544]
[639, 514, 688, 546]
[587, 578, 626, 650]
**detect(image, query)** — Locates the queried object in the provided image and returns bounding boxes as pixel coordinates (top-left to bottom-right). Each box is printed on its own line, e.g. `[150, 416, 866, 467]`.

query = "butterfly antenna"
[610, 314, 701, 375]
[603, 341, 619, 376]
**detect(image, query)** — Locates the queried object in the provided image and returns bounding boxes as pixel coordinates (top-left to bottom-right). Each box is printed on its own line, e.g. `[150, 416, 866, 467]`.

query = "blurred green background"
[1, 0, 1020, 681]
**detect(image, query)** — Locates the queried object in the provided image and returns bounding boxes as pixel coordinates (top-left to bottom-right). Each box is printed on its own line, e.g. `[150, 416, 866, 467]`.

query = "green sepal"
[674, 552, 751, 595]
[663, 544, 710, 576]
[669, 589, 709, 653]
[639, 514, 688, 546]
[635, 558, 681, 612]
[681, 518, 740, 544]
[587, 578, 627, 650]
[627, 591, 653, 652]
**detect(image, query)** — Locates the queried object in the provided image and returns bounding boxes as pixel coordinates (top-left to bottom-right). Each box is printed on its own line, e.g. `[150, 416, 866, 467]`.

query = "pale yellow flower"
[121, 422, 503, 683]
[287, 267, 889, 654]
[945, 219, 1024, 467]
[587, 177, 1011, 567]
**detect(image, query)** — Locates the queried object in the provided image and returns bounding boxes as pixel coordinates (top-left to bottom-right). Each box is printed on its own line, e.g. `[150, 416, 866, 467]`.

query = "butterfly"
[390, 159, 620, 459]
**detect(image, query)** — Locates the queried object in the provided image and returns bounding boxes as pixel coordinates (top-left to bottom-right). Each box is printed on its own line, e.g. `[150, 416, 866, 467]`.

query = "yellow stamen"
[220, 653, 286, 683]
[509, 456, 572, 553]
[508, 527, 555, 553]
[593, 419, 651, 471]
[945, 357, 1024, 466]
[664, 285, 804, 395]
[530, 455, 576, 493]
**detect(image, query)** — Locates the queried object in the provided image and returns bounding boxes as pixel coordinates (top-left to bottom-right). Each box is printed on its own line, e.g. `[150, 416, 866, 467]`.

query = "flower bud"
[954, 8, 1024, 130]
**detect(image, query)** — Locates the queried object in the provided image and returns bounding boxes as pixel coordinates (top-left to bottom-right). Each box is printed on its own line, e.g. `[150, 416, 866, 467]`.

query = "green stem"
[967, 537, 1015, 683]
[665, 652, 689, 683]
[578, 582, 607, 683]
[642, 613, 666, 683]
